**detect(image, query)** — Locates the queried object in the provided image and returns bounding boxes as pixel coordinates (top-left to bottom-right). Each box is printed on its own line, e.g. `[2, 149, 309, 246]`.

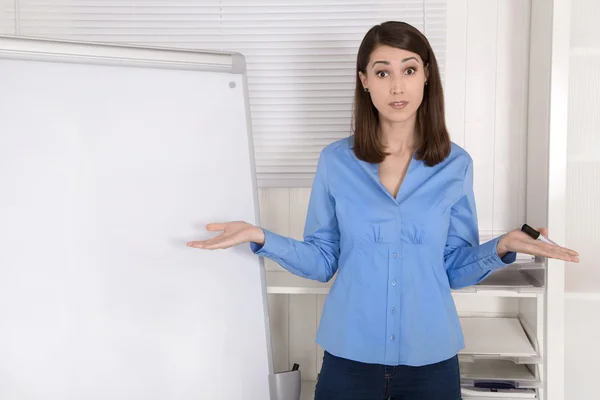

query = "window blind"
[0, 0, 15, 35]
[3, 0, 446, 187]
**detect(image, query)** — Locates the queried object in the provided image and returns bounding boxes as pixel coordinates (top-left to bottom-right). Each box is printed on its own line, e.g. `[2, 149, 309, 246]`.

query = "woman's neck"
[378, 117, 418, 155]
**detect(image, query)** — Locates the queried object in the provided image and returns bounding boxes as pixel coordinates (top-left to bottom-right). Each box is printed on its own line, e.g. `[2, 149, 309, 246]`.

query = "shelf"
[266, 264, 545, 297]
[461, 386, 537, 399]
[460, 359, 540, 388]
[266, 271, 334, 295]
[453, 268, 544, 298]
[296, 362, 539, 399]
[298, 329, 539, 397]
[459, 317, 539, 362]
[504, 262, 545, 271]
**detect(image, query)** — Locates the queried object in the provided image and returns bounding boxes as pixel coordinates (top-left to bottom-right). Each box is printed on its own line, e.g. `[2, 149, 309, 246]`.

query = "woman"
[187, 21, 579, 400]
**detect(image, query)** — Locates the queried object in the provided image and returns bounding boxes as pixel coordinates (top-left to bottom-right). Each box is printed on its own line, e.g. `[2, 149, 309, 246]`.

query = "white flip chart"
[0, 35, 273, 400]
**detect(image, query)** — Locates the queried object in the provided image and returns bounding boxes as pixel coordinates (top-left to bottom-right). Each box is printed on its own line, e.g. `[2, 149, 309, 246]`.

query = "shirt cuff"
[477, 235, 517, 271]
[249, 228, 288, 258]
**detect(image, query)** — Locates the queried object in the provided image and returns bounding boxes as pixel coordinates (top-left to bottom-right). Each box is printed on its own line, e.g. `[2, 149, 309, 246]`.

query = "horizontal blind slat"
[0, 0, 15, 34]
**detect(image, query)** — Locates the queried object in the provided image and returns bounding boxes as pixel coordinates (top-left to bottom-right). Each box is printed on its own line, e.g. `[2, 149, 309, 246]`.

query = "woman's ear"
[358, 71, 368, 90]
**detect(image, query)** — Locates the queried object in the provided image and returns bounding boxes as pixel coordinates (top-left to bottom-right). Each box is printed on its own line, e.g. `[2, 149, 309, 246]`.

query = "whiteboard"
[0, 36, 273, 400]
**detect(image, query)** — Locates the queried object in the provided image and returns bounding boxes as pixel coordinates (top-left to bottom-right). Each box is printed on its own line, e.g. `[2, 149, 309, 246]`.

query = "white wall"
[564, 0, 600, 398]
[565, 0, 600, 294]
[565, 297, 600, 399]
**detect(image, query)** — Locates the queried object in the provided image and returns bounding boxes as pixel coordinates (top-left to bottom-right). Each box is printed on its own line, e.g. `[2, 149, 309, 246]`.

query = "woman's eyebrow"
[371, 57, 420, 68]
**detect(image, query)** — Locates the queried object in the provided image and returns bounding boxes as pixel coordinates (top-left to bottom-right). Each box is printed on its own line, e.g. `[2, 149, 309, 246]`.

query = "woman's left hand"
[497, 227, 579, 263]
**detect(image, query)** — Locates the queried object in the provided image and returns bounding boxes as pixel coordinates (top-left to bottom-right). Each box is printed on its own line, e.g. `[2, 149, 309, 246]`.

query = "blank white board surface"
[0, 36, 272, 400]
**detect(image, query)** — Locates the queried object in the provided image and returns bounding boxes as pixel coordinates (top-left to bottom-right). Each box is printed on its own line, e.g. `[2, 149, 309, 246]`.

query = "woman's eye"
[376, 71, 388, 78]
[406, 68, 417, 75]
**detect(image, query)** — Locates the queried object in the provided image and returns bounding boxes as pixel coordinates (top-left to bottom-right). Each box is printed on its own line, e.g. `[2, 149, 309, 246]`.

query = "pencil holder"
[270, 369, 301, 400]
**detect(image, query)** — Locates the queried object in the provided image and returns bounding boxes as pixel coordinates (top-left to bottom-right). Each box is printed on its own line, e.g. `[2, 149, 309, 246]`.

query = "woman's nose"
[390, 77, 404, 94]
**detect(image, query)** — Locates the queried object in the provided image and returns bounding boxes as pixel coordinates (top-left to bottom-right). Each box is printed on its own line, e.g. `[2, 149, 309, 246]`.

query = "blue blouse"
[250, 136, 516, 366]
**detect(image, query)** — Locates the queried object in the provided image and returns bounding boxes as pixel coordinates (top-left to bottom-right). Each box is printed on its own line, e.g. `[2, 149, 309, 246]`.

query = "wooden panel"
[316, 295, 327, 376]
[464, 0, 498, 233]
[289, 188, 311, 240]
[493, 0, 530, 233]
[289, 295, 318, 382]
[444, 0, 468, 147]
[267, 293, 290, 373]
[258, 188, 290, 272]
[289, 189, 321, 381]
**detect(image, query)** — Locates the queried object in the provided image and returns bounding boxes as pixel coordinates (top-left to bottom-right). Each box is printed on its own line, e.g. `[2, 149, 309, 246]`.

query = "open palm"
[186, 221, 264, 250]
[498, 227, 579, 263]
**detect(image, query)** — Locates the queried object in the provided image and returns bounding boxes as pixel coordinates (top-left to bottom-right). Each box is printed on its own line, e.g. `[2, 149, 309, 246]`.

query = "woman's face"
[358, 45, 428, 125]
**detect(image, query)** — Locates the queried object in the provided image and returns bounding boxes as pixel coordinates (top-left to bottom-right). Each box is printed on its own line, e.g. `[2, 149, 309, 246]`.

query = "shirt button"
[390, 334, 396, 341]
[391, 253, 397, 258]
[391, 308, 396, 314]
[391, 280, 396, 286]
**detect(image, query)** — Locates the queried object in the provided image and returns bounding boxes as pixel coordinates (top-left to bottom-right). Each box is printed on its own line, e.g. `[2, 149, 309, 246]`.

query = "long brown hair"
[352, 21, 450, 167]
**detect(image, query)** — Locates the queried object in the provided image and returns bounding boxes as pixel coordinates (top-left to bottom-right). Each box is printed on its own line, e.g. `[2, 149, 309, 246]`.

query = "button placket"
[387, 243, 400, 358]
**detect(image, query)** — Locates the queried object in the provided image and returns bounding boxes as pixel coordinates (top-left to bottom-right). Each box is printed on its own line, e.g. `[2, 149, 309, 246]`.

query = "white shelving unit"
[267, 251, 548, 399]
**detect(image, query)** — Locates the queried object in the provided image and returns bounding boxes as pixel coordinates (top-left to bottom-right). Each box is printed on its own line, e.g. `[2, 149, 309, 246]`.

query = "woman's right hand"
[186, 221, 265, 250]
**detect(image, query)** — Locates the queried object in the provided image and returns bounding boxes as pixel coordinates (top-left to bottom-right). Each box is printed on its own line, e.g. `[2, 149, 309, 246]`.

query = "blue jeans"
[314, 351, 461, 400]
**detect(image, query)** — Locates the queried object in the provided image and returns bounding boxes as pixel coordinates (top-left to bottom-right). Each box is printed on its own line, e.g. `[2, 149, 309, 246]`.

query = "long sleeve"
[445, 159, 517, 289]
[249, 150, 340, 282]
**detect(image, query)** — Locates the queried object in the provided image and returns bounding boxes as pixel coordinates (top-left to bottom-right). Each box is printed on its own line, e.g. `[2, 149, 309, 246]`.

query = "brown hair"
[352, 21, 450, 167]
